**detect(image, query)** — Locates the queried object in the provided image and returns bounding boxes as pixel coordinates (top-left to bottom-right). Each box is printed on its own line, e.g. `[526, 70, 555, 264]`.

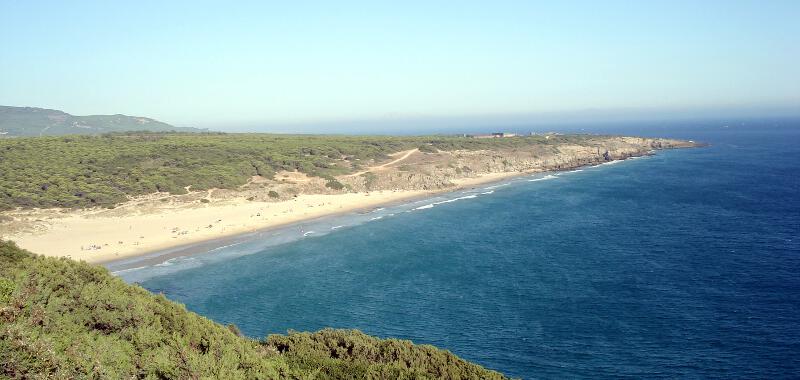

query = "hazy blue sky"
[1, 1, 798, 131]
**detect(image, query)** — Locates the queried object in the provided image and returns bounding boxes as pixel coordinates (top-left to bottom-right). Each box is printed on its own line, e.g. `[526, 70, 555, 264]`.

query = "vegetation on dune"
[0, 240, 508, 379]
[418, 144, 438, 153]
[266, 329, 505, 379]
[0, 132, 594, 210]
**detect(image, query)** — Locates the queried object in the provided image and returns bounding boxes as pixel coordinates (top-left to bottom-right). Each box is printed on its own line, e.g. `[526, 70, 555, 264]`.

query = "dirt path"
[345, 148, 419, 177]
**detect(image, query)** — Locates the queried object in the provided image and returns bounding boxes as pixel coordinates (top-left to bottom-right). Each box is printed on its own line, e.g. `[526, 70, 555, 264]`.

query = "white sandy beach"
[1, 172, 522, 264]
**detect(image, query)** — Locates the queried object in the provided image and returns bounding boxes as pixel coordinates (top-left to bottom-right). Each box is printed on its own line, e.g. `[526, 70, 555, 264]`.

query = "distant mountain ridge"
[0, 106, 204, 136]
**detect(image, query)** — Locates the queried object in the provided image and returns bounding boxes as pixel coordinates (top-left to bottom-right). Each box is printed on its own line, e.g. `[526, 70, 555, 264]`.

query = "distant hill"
[0, 106, 204, 136]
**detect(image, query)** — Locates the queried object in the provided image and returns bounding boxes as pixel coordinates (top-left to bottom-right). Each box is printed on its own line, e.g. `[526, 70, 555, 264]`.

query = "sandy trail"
[346, 148, 419, 177]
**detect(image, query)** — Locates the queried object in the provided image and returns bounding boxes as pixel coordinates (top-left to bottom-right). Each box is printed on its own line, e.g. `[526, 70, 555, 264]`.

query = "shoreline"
[106, 153, 659, 271]
[2, 170, 530, 265]
[104, 191, 433, 273]
[104, 170, 538, 272]
[2, 142, 693, 268]
[104, 169, 535, 267]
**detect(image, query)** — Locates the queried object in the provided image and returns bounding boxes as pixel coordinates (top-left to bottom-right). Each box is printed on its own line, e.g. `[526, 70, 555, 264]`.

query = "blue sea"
[116, 120, 800, 379]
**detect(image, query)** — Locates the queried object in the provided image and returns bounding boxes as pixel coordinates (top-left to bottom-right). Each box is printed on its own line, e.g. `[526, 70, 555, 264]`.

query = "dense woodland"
[0, 132, 592, 210]
[0, 240, 507, 379]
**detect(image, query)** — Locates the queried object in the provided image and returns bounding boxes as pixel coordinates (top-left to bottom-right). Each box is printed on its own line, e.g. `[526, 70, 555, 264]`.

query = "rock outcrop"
[338, 137, 697, 192]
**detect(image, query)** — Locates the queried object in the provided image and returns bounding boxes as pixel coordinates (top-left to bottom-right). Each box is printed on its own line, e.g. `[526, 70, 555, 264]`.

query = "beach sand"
[1, 172, 522, 264]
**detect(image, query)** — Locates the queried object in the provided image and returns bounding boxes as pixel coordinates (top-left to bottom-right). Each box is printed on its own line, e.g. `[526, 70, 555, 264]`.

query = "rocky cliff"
[338, 137, 697, 192]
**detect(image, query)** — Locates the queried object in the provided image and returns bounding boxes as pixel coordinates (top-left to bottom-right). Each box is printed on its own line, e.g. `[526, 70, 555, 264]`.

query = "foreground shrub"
[0, 240, 507, 379]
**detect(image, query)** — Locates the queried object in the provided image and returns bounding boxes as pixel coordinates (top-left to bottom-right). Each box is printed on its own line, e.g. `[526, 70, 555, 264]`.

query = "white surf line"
[528, 174, 558, 182]
[111, 265, 149, 275]
[155, 256, 192, 267]
[485, 183, 510, 189]
[413, 194, 480, 211]
[208, 241, 246, 252]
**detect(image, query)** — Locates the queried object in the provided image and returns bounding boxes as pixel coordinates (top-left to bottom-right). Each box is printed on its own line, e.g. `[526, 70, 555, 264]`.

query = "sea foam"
[529, 174, 558, 182]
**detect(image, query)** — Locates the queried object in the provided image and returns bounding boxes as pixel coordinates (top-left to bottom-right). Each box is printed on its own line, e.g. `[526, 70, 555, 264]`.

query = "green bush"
[325, 179, 345, 190]
[418, 144, 438, 153]
[0, 240, 508, 379]
[0, 277, 14, 304]
[268, 190, 280, 198]
[267, 329, 507, 379]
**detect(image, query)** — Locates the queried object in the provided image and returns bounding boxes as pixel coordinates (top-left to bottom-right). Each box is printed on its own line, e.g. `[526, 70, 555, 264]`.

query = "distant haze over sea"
[202, 113, 800, 137]
[189, 106, 800, 135]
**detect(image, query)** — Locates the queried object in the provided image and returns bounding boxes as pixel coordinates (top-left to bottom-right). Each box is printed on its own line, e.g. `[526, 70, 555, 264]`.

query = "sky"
[1, 1, 798, 132]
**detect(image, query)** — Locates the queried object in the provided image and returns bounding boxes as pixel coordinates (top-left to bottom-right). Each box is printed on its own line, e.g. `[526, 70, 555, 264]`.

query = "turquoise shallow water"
[128, 122, 800, 378]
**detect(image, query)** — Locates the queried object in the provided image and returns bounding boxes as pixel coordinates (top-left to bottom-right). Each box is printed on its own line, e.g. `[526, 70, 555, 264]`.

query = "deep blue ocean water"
[130, 121, 800, 378]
